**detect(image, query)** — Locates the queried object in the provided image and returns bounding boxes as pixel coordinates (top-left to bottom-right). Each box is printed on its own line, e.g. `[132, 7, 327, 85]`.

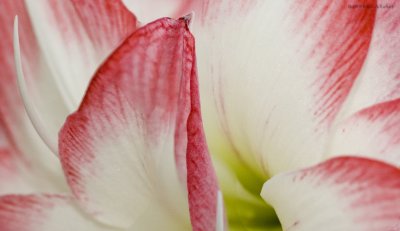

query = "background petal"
[25, 0, 138, 112]
[338, 0, 400, 118]
[0, 0, 67, 193]
[122, 0, 194, 23]
[194, 0, 376, 178]
[329, 99, 400, 166]
[0, 194, 115, 231]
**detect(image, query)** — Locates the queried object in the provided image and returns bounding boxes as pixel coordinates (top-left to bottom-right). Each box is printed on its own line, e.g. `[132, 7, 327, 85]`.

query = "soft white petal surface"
[122, 0, 192, 23]
[0, 195, 116, 231]
[262, 157, 400, 231]
[329, 99, 400, 166]
[194, 0, 375, 176]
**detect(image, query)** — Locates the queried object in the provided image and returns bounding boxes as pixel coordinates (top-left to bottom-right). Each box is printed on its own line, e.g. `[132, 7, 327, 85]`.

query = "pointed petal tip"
[180, 12, 195, 27]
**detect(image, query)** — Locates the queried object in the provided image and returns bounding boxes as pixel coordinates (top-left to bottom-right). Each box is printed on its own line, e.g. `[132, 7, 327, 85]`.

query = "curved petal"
[0, 0, 67, 193]
[261, 157, 400, 231]
[59, 17, 197, 229]
[194, 0, 376, 177]
[338, 0, 400, 118]
[122, 0, 194, 23]
[329, 99, 400, 166]
[0, 194, 115, 231]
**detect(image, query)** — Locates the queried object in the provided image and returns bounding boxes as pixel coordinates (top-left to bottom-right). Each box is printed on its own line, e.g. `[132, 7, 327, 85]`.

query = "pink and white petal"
[24, 0, 137, 116]
[194, 0, 376, 176]
[0, 0, 67, 193]
[261, 157, 400, 231]
[338, 0, 400, 118]
[59, 18, 196, 229]
[0, 124, 63, 195]
[122, 0, 194, 23]
[329, 99, 400, 166]
[0, 194, 115, 231]
[185, 48, 219, 231]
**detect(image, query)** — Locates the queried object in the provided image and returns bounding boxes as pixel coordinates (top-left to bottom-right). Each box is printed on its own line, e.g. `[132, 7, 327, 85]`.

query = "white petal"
[194, 0, 375, 176]
[261, 157, 400, 231]
[122, 0, 192, 23]
[0, 194, 116, 231]
[329, 99, 400, 166]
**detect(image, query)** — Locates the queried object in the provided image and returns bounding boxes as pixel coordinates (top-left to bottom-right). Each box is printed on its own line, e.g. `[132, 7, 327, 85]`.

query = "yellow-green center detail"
[213, 153, 282, 231]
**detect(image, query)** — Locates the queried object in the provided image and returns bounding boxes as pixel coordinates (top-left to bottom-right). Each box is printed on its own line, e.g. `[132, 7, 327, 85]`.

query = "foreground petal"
[0, 194, 114, 231]
[184, 41, 219, 230]
[261, 157, 400, 231]
[329, 99, 400, 166]
[194, 0, 376, 177]
[59, 17, 195, 229]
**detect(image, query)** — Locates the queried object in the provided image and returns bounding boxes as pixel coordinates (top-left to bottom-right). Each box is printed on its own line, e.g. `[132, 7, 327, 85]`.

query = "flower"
[0, 1, 399, 231]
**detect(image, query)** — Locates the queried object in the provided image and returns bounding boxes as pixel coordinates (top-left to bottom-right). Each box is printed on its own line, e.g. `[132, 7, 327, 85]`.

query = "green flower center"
[214, 154, 282, 231]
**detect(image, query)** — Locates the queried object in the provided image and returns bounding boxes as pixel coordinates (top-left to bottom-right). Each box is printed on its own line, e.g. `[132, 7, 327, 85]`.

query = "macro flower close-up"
[0, 0, 399, 231]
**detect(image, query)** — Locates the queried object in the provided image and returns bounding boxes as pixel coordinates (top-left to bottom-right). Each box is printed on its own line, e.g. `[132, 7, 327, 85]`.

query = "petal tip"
[180, 12, 195, 27]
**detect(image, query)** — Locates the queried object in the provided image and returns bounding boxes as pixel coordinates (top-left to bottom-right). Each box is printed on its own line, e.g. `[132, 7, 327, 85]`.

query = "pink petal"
[0, 194, 113, 231]
[339, 0, 400, 117]
[193, 0, 376, 176]
[184, 43, 219, 231]
[329, 98, 400, 166]
[59, 17, 216, 229]
[261, 157, 400, 231]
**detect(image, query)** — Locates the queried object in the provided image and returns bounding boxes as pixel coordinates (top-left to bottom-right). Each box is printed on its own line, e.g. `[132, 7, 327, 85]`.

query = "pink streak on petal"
[186, 46, 219, 231]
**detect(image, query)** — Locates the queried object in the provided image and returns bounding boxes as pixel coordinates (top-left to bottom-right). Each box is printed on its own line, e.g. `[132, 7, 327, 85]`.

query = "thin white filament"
[13, 16, 58, 156]
[216, 190, 225, 231]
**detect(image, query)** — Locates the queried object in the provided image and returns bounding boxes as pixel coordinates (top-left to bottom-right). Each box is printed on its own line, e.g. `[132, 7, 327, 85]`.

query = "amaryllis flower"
[0, 1, 399, 231]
